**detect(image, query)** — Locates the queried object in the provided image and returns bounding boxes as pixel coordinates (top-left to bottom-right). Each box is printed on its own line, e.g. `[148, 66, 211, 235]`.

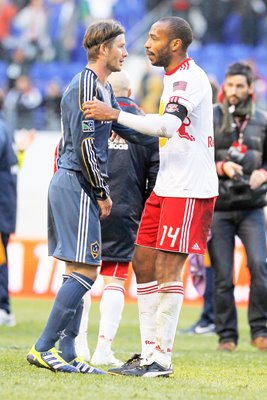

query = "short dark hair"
[159, 16, 193, 51]
[83, 19, 125, 61]
[225, 62, 254, 86]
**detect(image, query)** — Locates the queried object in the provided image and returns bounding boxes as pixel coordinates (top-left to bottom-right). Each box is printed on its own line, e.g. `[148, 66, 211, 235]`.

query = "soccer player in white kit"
[83, 16, 218, 377]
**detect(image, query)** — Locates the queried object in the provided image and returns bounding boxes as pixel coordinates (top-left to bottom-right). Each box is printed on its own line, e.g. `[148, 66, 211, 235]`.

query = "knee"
[132, 256, 155, 284]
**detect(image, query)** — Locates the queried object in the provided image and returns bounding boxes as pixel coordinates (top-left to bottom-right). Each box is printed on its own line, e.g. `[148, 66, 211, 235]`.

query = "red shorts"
[136, 191, 216, 254]
[100, 260, 129, 280]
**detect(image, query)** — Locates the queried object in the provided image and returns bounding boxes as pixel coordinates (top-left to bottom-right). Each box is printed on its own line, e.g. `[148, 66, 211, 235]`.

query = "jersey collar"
[165, 57, 192, 76]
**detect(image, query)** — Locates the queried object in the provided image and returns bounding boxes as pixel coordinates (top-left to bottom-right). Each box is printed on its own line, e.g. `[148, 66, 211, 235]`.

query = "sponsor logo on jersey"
[208, 136, 214, 147]
[173, 81, 187, 91]
[91, 241, 100, 259]
[108, 141, 128, 150]
[82, 120, 95, 132]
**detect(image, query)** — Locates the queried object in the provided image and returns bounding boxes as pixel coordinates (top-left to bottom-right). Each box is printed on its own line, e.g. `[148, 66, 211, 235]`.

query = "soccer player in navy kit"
[75, 71, 159, 366]
[26, 20, 157, 374]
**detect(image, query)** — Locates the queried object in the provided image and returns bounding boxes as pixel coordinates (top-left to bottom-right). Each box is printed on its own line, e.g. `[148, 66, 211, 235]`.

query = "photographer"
[208, 62, 267, 352]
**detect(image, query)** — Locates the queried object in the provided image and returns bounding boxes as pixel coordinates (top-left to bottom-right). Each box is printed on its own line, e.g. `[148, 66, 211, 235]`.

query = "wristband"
[216, 161, 226, 176]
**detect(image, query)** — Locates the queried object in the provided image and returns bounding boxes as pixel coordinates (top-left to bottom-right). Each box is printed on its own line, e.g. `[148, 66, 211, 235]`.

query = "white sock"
[75, 291, 91, 360]
[151, 281, 184, 368]
[137, 281, 159, 361]
[94, 284, 125, 354]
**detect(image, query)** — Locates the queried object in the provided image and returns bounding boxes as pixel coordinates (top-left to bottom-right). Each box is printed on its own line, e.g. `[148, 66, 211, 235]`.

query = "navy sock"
[58, 299, 84, 362]
[35, 272, 94, 352]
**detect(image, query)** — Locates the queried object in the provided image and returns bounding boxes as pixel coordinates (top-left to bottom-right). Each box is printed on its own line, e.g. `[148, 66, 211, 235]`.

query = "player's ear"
[171, 38, 182, 51]
[100, 43, 108, 56]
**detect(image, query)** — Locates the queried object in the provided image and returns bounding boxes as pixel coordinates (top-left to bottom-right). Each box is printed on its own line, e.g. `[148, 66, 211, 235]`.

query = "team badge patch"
[165, 103, 180, 113]
[82, 120, 95, 132]
[90, 241, 100, 259]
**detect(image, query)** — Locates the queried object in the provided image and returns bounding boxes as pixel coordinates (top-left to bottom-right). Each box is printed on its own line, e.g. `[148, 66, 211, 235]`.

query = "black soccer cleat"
[108, 353, 142, 375]
[109, 361, 173, 378]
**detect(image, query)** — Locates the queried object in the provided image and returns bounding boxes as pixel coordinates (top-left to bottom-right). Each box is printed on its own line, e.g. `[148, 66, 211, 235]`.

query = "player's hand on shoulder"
[97, 196, 112, 220]
[83, 97, 119, 121]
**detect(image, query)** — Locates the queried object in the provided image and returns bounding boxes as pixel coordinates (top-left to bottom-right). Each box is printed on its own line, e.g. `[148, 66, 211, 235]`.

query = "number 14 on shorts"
[159, 225, 180, 248]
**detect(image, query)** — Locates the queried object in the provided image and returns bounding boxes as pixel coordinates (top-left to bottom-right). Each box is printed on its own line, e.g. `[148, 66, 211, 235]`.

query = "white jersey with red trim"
[154, 58, 218, 198]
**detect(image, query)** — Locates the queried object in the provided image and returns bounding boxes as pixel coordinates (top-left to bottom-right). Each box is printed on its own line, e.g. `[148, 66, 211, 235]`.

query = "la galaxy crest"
[90, 241, 100, 259]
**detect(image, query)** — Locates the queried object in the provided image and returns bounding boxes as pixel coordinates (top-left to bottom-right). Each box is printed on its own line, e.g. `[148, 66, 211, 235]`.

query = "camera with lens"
[227, 145, 245, 163]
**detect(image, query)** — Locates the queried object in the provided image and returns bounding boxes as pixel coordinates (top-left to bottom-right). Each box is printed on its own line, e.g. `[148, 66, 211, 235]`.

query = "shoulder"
[173, 59, 210, 91]
[117, 97, 144, 115]
[80, 69, 97, 90]
[62, 70, 97, 110]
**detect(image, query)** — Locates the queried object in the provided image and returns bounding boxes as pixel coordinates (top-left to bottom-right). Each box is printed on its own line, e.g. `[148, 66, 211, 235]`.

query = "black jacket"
[213, 104, 267, 211]
[101, 97, 159, 262]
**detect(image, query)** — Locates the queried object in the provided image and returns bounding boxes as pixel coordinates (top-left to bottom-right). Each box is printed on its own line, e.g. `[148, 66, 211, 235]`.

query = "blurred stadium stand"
[0, 0, 266, 128]
[1, 44, 266, 89]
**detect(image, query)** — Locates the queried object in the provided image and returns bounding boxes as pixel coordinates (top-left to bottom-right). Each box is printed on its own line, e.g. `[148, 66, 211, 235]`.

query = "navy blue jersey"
[101, 97, 159, 262]
[58, 68, 157, 201]
[0, 113, 17, 233]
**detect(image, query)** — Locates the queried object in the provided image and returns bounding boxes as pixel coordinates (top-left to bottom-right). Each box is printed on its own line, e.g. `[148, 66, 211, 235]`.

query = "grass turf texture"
[0, 299, 266, 400]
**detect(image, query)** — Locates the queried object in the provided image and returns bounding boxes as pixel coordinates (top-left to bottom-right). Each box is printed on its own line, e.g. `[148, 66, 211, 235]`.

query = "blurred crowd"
[1, 0, 267, 64]
[0, 0, 267, 131]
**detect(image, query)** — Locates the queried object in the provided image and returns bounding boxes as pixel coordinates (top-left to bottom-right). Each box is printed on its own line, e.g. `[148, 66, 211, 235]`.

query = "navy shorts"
[48, 168, 101, 265]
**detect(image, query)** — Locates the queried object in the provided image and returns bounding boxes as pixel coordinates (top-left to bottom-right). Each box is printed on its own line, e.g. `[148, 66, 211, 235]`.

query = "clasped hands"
[223, 161, 266, 190]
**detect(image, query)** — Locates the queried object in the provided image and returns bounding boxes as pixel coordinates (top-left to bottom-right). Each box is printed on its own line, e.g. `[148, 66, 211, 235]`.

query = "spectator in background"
[201, 0, 232, 44]
[0, 88, 35, 327]
[0, 0, 18, 59]
[87, 0, 116, 19]
[76, 70, 159, 366]
[239, 0, 266, 46]
[208, 62, 267, 352]
[12, 0, 52, 62]
[4, 74, 42, 130]
[42, 80, 62, 131]
[6, 47, 30, 89]
[246, 58, 267, 109]
[0, 87, 17, 327]
[47, 0, 77, 62]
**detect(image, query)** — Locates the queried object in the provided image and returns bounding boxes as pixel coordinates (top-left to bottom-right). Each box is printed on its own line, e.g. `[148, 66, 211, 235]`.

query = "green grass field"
[0, 298, 266, 400]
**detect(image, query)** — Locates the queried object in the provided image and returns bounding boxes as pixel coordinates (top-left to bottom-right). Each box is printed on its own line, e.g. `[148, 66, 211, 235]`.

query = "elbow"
[155, 125, 173, 138]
